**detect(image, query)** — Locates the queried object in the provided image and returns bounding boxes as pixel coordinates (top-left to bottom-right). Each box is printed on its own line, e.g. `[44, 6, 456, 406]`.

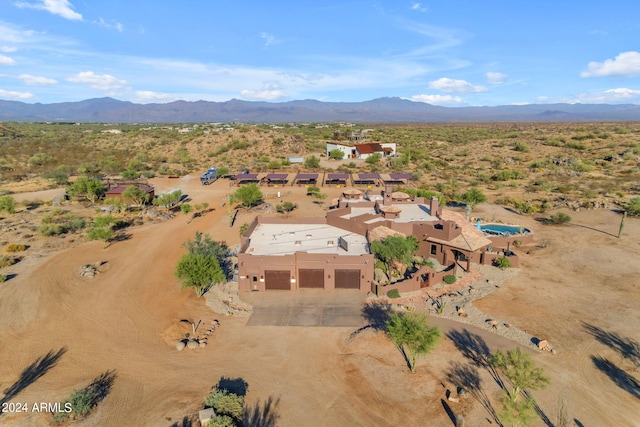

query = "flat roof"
[340, 207, 377, 219]
[392, 204, 438, 223]
[264, 173, 288, 180]
[389, 173, 413, 180]
[327, 173, 349, 179]
[296, 173, 318, 180]
[245, 223, 369, 256]
[358, 173, 380, 179]
[235, 173, 259, 180]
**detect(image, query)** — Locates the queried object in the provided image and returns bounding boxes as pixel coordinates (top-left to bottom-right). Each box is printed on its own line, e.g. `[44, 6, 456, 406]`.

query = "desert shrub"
[493, 169, 526, 181]
[549, 212, 572, 224]
[304, 155, 320, 169]
[387, 289, 400, 299]
[570, 161, 593, 173]
[0, 274, 6, 283]
[0, 195, 17, 214]
[443, 275, 456, 285]
[365, 152, 382, 164]
[513, 141, 530, 152]
[566, 141, 586, 150]
[38, 212, 86, 236]
[494, 257, 512, 269]
[0, 256, 16, 268]
[374, 261, 387, 272]
[238, 223, 249, 236]
[275, 201, 296, 214]
[625, 197, 640, 216]
[5, 243, 26, 253]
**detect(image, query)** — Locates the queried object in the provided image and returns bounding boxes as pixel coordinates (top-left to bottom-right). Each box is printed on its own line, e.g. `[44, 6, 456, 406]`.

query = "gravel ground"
[421, 265, 548, 352]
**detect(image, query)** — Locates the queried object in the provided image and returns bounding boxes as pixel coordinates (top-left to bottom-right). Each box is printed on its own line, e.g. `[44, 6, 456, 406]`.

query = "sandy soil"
[0, 175, 638, 426]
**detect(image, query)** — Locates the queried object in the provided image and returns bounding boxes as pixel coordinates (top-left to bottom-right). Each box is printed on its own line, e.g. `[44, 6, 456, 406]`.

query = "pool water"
[479, 223, 530, 236]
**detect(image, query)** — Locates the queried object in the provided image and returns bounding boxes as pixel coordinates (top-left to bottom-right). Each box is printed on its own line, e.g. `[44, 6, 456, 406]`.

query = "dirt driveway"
[243, 290, 368, 327]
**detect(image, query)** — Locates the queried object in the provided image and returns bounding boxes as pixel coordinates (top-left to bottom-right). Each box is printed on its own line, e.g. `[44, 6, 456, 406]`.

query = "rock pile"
[78, 262, 104, 278]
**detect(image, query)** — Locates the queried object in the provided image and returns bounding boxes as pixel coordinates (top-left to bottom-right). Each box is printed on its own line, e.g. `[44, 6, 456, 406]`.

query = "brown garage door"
[299, 269, 324, 289]
[335, 269, 360, 290]
[265, 270, 291, 290]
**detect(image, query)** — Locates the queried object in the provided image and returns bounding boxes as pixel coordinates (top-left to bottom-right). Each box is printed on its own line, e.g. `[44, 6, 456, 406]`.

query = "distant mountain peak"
[0, 97, 638, 123]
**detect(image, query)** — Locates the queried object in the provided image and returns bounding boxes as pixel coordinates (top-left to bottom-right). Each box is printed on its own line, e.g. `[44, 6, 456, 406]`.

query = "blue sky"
[1, 1, 640, 106]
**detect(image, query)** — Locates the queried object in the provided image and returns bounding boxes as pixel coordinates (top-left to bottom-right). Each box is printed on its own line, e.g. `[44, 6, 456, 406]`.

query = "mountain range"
[1, 97, 640, 123]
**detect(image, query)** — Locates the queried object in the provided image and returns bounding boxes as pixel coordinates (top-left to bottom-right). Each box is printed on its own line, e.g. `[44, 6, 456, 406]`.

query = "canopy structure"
[325, 173, 349, 186]
[295, 173, 318, 185]
[384, 173, 413, 185]
[354, 173, 381, 186]
[234, 173, 259, 185]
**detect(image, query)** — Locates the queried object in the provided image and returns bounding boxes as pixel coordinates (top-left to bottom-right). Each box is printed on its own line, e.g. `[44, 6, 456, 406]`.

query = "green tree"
[175, 253, 225, 297]
[87, 226, 115, 248]
[183, 231, 229, 268]
[370, 235, 419, 274]
[181, 203, 193, 215]
[231, 183, 263, 209]
[67, 177, 106, 203]
[329, 149, 345, 160]
[122, 185, 150, 206]
[365, 152, 382, 164]
[489, 348, 550, 402]
[0, 195, 17, 214]
[217, 167, 230, 177]
[461, 188, 487, 208]
[104, 197, 127, 214]
[205, 388, 244, 420]
[153, 190, 182, 209]
[304, 155, 320, 169]
[385, 312, 441, 372]
[489, 347, 549, 426]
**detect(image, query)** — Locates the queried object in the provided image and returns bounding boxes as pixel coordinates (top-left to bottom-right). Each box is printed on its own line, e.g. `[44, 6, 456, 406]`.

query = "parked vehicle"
[200, 167, 218, 185]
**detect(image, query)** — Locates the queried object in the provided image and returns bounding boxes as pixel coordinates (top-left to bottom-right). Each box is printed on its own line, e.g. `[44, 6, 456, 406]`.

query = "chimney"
[384, 184, 392, 206]
[430, 196, 441, 218]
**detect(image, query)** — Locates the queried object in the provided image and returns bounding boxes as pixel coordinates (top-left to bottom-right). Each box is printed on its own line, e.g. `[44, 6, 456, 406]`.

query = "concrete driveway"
[242, 290, 368, 327]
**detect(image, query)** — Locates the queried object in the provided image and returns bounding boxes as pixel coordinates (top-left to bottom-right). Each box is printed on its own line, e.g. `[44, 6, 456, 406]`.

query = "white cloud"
[134, 90, 175, 102]
[570, 88, 640, 103]
[260, 32, 279, 47]
[15, 0, 82, 21]
[428, 77, 487, 93]
[0, 54, 16, 65]
[0, 46, 18, 53]
[411, 3, 428, 12]
[581, 51, 640, 78]
[19, 73, 58, 85]
[0, 88, 34, 99]
[240, 88, 288, 101]
[67, 71, 126, 90]
[486, 72, 507, 85]
[94, 18, 123, 32]
[410, 94, 464, 106]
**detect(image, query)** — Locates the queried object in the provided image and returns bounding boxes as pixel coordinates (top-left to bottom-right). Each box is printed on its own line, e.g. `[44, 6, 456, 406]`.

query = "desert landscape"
[0, 122, 639, 426]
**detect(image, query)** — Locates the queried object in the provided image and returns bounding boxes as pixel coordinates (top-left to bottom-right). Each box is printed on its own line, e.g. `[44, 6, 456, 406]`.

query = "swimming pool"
[478, 223, 530, 236]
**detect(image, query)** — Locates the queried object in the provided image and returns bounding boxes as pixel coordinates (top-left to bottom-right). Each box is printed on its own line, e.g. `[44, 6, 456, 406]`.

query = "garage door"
[265, 270, 291, 290]
[299, 269, 324, 289]
[335, 269, 360, 290]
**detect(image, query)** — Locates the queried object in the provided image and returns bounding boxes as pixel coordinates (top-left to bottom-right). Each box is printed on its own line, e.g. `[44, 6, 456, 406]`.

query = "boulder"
[537, 339, 549, 350]
[176, 340, 186, 351]
[187, 339, 199, 349]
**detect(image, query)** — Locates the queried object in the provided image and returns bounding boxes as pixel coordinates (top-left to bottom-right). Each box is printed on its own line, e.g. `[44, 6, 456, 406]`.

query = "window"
[252, 275, 258, 282]
[430, 244, 437, 255]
